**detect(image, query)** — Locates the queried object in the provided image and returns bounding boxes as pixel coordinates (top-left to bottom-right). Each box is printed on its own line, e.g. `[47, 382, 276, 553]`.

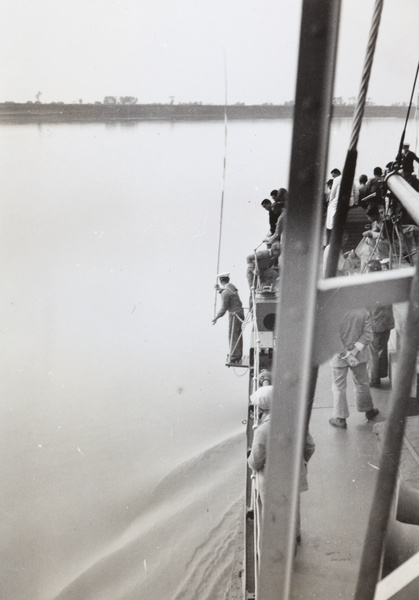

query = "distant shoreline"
[0, 102, 413, 123]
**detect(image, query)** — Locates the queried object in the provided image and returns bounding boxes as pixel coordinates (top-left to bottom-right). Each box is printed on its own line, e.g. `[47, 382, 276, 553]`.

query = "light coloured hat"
[258, 369, 272, 386]
[217, 272, 230, 279]
[250, 385, 273, 410]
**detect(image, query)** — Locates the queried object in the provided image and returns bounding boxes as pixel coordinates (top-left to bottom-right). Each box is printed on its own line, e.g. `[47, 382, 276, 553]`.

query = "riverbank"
[0, 102, 413, 123]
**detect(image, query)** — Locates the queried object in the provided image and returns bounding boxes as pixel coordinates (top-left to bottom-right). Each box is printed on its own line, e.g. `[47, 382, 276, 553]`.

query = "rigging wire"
[348, 2, 384, 153]
[325, 0, 384, 279]
[415, 92, 419, 156]
[395, 59, 419, 164]
[214, 50, 229, 317]
[359, 220, 385, 273]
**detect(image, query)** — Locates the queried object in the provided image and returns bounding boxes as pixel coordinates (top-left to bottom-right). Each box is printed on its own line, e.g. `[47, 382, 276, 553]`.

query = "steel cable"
[325, 0, 384, 279]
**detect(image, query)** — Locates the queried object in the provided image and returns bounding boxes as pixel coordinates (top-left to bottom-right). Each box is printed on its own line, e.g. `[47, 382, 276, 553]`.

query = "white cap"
[217, 272, 230, 279]
[250, 385, 273, 410]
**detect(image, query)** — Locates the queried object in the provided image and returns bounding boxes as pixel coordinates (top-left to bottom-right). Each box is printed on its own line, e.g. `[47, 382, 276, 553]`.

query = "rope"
[228, 314, 241, 359]
[249, 286, 260, 391]
[325, 0, 384, 278]
[359, 217, 388, 273]
[252, 476, 260, 588]
[213, 51, 228, 317]
[415, 92, 419, 156]
[249, 299, 262, 579]
[396, 60, 419, 164]
[251, 288, 261, 392]
[359, 213, 412, 273]
[228, 310, 252, 373]
[394, 221, 404, 267]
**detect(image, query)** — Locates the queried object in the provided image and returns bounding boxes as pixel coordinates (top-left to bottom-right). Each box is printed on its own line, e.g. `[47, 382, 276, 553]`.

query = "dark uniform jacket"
[215, 283, 244, 319]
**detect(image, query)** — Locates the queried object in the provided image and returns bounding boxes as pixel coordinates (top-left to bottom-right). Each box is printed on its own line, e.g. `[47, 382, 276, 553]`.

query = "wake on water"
[52, 432, 246, 600]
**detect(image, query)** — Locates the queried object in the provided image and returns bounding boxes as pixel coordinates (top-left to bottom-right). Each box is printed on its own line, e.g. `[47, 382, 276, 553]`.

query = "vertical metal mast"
[257, 1, 341, 598]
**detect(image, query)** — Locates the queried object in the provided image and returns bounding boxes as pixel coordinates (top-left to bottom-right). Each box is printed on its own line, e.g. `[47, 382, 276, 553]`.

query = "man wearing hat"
[401, 143, 419, 177]
[212, 274, 244, 364]
[258, 369, 272, 386]
[247, 385, 315, 550]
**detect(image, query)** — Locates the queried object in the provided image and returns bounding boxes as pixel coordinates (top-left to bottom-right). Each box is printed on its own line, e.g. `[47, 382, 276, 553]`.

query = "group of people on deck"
[213, 152, 419, 548]
[212, 150, 418, 397]
[212, 187, 287, 365]
[323, 147, 419, 428]
[325, 142, 419, 251]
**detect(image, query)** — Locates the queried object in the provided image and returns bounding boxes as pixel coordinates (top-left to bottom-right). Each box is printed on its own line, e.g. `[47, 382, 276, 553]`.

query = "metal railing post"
[257, 1, 341, 598]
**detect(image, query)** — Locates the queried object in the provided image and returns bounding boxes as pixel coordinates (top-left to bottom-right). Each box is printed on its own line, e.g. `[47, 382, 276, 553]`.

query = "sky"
[0, 0, 418, 106]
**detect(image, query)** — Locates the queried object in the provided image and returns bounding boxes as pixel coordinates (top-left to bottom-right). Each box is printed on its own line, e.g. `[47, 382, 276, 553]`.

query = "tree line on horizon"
[0, 97, 411, 107]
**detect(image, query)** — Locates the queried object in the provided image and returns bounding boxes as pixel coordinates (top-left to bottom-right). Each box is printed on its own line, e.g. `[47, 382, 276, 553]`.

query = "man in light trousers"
[329, 308, 379, 429]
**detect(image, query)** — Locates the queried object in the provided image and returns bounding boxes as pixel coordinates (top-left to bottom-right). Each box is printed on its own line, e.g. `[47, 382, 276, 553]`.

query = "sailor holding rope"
[212, 273, 244, 364]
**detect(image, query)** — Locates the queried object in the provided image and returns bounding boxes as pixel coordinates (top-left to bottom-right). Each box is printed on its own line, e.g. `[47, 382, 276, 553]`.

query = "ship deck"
[237, 361, 419, 599]
[291, 364, 385, 598]
[291, 364, 418, 599]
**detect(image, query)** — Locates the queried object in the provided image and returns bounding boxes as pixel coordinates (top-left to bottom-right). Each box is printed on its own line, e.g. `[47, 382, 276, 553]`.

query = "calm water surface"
[0, 117, 409, 599]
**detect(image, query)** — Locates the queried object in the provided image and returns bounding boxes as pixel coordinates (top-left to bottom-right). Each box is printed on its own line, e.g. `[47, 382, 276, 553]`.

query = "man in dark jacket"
[361, 167, 384, 210]
[401, 143, 419, 176]
[213, 274, 245, 364]
[357, 174, 368, 206]
[261, 198, 280, 235]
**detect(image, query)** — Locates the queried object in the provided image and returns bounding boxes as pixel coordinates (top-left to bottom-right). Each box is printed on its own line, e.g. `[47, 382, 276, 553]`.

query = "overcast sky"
[1, 0, 418, 105]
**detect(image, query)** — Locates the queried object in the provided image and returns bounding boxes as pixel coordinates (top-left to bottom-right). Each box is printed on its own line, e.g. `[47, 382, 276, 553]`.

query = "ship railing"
[247, 275, 280, 596]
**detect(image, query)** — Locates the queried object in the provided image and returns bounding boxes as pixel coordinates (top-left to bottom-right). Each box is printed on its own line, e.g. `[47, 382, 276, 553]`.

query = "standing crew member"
[329, 308, 379, 429]
[363, 167, 385, 210]
[213, 273, 245, 364]
[261, 198, 280, 235]
[401, 143, 419, 176]
[325, 168, 342, 245]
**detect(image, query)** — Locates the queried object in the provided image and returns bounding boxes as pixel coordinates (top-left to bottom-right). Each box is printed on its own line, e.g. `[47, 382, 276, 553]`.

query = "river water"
[0, 117, 411, 599]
